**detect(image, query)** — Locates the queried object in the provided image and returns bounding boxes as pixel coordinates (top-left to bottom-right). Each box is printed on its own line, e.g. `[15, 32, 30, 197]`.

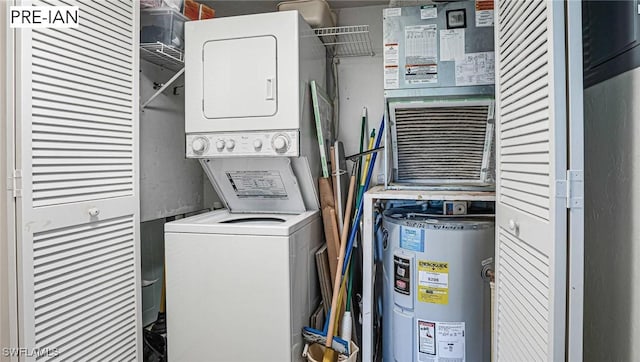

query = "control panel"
[186, 131, 299, 158]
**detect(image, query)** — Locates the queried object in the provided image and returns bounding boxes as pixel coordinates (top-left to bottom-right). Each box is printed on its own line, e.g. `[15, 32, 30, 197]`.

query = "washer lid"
[164, 209, 320, 236]
[201, 157, 307, 214]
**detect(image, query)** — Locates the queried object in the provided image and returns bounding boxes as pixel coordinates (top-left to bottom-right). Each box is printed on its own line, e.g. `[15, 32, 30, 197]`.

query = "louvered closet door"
[494, 1, 568, 361]
[14, 1, 141, 360]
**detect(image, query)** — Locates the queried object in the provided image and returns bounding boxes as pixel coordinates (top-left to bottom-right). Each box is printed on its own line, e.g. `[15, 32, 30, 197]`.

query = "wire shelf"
[140, 42, 185, 71]
[314, 25, 375, 58]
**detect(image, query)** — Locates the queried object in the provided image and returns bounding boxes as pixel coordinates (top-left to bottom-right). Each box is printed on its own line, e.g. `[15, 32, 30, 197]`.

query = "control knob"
[226, 139, 236, 151]
[253, 139, 263, 151]
[215, 140, 225, 151]
[192, 137, 209, 153]
[272, 135, 289, 153]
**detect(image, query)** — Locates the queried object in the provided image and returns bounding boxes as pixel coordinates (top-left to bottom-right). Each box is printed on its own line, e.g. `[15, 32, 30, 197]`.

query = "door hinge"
[11, 169, 22, 198]
[566, 169, 583, 209]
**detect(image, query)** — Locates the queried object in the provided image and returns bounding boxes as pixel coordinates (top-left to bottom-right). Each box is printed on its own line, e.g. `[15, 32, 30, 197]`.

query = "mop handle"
[342, 116, 384, 274]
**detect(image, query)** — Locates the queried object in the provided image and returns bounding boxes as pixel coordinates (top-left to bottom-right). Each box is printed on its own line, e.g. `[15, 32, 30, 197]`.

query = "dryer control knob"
[192, 137, 208, 153]
[215, 140, 225, 151]
[273, 135, 289, 153]
[226, 139, 236, 151]
[253, 139, 263, 151]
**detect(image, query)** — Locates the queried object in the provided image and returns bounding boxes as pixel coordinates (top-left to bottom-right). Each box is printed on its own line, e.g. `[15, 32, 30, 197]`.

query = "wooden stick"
[319, 177, 339, 282]
[324, 209, 342, 352]
[324, 176, 357, 354]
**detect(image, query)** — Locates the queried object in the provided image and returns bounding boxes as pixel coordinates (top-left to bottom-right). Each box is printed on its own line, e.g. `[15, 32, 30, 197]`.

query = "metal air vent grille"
[392, 104, 493, 184]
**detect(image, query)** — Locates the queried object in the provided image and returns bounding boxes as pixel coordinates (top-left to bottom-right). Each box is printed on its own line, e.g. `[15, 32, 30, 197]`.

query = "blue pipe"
[342, 116, 384, 274]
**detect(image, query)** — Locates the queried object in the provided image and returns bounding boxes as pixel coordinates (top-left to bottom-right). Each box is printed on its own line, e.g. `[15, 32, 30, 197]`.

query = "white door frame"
[566, 2, 585, 361]
[1, 0, 20, 360]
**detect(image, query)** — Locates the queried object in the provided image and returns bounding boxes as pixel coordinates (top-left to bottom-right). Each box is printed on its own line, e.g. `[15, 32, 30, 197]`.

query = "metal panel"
[583, 1, 640, 87]
[494, 1, 568, 361]
[14, 0, 141, 360]
[382, 1, 495, 91]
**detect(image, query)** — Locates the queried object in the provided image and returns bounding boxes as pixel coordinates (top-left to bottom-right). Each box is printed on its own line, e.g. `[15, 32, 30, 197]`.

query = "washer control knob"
[273, 135, 289, 153]
[253, 139, 263, 151]
[215, 139, 225, 151]
[226, 139, 236, 151]
[192, 137, 209, 153]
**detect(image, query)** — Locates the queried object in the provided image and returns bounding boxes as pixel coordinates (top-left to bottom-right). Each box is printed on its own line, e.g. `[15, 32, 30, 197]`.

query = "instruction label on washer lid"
[225, 171, 288, 199]
[418, 321, 465, 361]
[418, 260, 449, 304]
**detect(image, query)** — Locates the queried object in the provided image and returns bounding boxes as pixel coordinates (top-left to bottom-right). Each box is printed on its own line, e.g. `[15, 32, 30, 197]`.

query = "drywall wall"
[584, 67, 640, 361]
[139, 60, 204, 221]
[140, 218, 165, 327]
[336, 5, 386, 183]
[139, 60, 213, 325]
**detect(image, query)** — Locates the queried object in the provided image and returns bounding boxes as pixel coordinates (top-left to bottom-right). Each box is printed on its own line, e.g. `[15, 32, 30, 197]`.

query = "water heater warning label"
[417, 320, 465, 361]
[418, 260, 449, 304]
[418, 320, 436, 355]
[400, 226, 425, 252]
[394, 255, 411, 295]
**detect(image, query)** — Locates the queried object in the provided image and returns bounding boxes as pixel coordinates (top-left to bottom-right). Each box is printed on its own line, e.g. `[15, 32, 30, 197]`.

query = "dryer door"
[203, 36, 277, 119]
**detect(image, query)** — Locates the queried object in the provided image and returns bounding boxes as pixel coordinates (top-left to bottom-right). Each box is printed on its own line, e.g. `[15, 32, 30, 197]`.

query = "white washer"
[164, 209, 322, 362]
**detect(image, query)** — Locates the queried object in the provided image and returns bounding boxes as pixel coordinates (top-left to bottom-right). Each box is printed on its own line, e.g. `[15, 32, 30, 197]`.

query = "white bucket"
[306, 342, 359, 362]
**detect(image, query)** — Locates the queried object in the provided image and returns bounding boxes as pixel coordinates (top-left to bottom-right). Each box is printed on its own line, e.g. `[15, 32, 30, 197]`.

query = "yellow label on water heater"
[418, 260, 449, 304]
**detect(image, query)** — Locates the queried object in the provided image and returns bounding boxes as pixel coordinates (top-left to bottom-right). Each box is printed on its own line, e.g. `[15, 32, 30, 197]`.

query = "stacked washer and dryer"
[164, 11, 326, 362]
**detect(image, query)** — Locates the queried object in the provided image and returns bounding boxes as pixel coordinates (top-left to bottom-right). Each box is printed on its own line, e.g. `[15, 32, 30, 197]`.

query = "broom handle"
[325, 176, 357, 349]
[342, 117, 384, 274]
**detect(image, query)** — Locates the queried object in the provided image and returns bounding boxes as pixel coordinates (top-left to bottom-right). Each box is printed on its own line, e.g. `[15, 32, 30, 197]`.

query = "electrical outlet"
[444, 201, 467, 215]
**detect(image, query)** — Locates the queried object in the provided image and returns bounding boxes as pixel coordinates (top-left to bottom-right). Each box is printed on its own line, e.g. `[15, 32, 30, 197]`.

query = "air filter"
[388, 99, 495, 188]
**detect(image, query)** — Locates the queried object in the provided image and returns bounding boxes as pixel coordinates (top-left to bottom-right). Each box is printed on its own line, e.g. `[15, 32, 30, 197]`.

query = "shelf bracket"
[141, 67, 185, 110]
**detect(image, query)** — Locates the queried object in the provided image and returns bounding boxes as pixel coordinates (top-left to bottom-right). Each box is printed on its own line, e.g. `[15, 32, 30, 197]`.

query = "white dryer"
[165, 209, 322, 362]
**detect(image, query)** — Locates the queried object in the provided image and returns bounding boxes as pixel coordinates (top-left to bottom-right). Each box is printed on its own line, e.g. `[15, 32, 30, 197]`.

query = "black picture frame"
[446, 9, 466, 29]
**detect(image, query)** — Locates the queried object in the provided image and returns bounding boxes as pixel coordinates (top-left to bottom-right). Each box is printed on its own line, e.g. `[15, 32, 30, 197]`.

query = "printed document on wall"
[455, 51, 495, 86]
[404, 24, 438, 84]
[439, 29, 465, 61]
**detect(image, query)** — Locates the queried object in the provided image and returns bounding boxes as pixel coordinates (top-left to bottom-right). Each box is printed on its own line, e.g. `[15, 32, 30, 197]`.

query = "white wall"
[584, 67, 640, 361]
[139, 60, 205, 221]
[335, 5, 386, 183]
[139, 61, 210, 325]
